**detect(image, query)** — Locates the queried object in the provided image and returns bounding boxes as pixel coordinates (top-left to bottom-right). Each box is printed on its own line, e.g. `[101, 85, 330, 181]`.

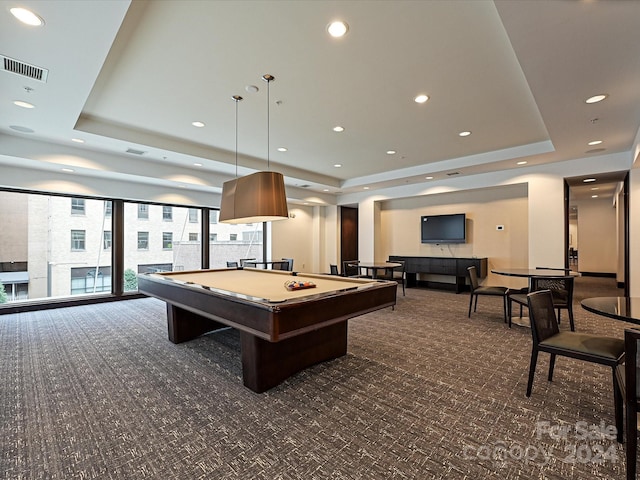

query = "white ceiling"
[1, 0, 639, 203]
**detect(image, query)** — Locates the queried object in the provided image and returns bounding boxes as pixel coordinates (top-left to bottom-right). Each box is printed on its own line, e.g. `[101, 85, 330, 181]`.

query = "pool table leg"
[240, 321, 348, 393]
[166, 304, 228, 344]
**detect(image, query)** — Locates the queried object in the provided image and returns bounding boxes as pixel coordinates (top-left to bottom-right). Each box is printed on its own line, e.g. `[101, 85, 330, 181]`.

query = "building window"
[71, 267, 111, 295]
[104, 201, 112, 217]
[209, 233, 217, 242]
[103, 231, 112, 250]
[71, 198, 85, 215]
[188, 208, 198, 223]
[163, 206, 173, 221]
[138, 204, 149, 219]
[209, 210, 218, 224]
[71, 230, 86, 251]
[229, 234, 237, 241]
[189, 233, 198, 242]
[137, 231, 149, 250]
[162, 232, 173, 249]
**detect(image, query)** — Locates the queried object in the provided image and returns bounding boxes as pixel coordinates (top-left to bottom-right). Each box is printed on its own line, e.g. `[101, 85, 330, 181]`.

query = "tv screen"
[421, 213, 466, 244]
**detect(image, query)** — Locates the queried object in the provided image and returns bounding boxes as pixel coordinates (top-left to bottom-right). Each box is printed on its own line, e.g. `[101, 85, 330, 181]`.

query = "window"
[137, 231, 149, 250]
[210, 233, 217, 241]
[163, 206, 173, 221]
[71, 267, 111, 295]
[188, 208, 198, 223]
[104, 201, 112, 217]
[209, 210, 218, 224]
[163, 232, 173, 249]
[229, 234, 237, 241]
[189, 233, 198, 242]
[71, 230, 86, 251]
[138, 204, 149, 219]
[71, 198, 85, 215]
[103, 231, 112, 250]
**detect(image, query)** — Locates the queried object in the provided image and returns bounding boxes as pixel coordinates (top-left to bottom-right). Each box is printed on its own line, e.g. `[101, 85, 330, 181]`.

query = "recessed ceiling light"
[61, 168, 74, 173]
[425, 176, 434, 180]
[323, 189, 329, 192]
[71, 138, 84, 143]
[192, 121, 205, 128]
[587, 140, 603, 146]
[245, 85, 259, 93]
[10, 7, 44, 26]
[414, 94, 429, 104]
[591, 195, 599, 198]
[585, 94, 608, 104]
[363, 187, 370, 190]
[583, 178, 597, 183]
[517, 161, 527, 165]
[13, 100, 34, 109]
[327, 21, 349, 38]
[193, 163, 203, 167]
[459, 131, 472, 137]
[591, 187, 599, 191]
[386, 150, 396, 155]
[277, 147, 288, 152]
[334, 164, 342, 168]
[333, 126, 345, 132]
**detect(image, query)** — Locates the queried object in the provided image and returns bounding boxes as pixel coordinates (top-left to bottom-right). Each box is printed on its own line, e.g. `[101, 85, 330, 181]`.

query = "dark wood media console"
[389, 255, 488, 293]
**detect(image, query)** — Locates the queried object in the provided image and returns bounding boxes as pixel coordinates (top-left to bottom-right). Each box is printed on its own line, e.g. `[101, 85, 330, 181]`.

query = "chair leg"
[547, 354, 556, 382]
[468, 294, 474, 318]
[526, 349, 538, 397]
[568, 306, 575, 332]
[474, 296, 479, 313]
[613, 368, 623, 444]
[508, 298, 512, 328]
[627, 400, 638, 480]
[502, 295, 507, 323]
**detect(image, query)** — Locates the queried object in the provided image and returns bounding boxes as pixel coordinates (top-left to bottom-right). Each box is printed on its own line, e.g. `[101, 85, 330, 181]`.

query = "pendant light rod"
[262, 74, 275, 171]
[232, 95, 243, 178]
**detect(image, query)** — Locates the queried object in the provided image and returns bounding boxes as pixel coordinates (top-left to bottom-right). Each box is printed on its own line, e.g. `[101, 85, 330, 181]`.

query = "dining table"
[491, 267, 578, 327]
[348, 261, 403, 279]
[581, 297, 640, 325]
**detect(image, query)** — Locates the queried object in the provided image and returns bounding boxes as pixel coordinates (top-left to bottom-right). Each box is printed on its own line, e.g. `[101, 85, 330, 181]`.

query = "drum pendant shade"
[219, 171, 288, 224]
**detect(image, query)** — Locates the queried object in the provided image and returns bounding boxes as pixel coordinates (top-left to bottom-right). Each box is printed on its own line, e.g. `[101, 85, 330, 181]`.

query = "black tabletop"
[581, 297, 640, 324]
[491, 268, 577, 278]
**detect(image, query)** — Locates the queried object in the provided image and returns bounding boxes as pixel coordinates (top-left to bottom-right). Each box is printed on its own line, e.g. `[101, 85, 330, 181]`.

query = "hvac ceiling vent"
[1, 54, 48, 82]
[126, 148, 146, 155]
[446, 171, 460, 176]
[299, 184, 311, 188]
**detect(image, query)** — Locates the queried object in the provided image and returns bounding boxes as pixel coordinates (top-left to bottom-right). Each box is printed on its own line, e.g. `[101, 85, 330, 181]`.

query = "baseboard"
[578, 271, 616, 278]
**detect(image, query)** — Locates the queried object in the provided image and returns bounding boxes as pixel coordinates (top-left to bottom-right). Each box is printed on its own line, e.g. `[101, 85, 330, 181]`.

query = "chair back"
[271, 261, 289, 270]
[330, 264, 339, 275]
[226, 261, 238, 267]
[342, 260, 359, 277]
[624, 328, 640, 408]
[239, 258, 256, 266]
[467, 266, 480, 291]
[527, 290, 560, 344]
[530, 275, 574, 307]
[281, 258, 294, 271]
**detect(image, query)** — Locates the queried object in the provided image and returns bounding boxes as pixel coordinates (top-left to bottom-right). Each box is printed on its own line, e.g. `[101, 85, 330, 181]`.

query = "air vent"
[299, 184, 311, 188]
[126, 148, 146, 155]
[446, 171, 460, 176]
[1, 54, 48, 82]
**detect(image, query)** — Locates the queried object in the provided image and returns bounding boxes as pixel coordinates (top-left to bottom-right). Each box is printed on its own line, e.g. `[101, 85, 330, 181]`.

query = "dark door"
[340, 206, 358, 274]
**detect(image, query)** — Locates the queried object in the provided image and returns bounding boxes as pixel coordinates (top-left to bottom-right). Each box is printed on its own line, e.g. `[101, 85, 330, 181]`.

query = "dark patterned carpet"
[0, 276, 631, 479]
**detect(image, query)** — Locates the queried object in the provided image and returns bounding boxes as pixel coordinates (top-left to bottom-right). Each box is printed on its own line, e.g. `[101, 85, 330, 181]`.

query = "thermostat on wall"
[496, 225, 505, 231]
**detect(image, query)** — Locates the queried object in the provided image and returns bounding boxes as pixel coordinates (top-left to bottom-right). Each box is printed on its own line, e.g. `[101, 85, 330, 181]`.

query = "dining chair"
[618, 328, 640, 479]
[329, 264, 339, 276]
[379, 259, 406, 296]
[526, 290, 624, 442]
[342, 260, 360, 277]
[239, 258, 256, 267]
[509, 275, 575, 330]
[467, 266, 509, 322]
[226, 261, 238, 267]
[281, 258, 294, 271]
[271, 261, 289, 271]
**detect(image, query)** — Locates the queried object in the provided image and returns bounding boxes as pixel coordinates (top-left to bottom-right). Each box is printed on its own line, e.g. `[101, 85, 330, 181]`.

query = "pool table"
[138, 268, 397, 392]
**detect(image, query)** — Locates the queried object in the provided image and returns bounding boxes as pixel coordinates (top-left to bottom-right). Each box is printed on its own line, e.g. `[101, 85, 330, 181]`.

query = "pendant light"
[219, 74, 289, 224]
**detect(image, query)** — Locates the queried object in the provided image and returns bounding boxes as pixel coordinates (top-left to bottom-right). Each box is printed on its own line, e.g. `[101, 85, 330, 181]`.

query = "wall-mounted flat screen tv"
[421, 213, 466, 244]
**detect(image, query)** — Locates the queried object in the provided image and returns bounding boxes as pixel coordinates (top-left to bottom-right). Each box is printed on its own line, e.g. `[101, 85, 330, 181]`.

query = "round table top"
[581, 297, 640, 324]
[491, 268, 577, 278]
